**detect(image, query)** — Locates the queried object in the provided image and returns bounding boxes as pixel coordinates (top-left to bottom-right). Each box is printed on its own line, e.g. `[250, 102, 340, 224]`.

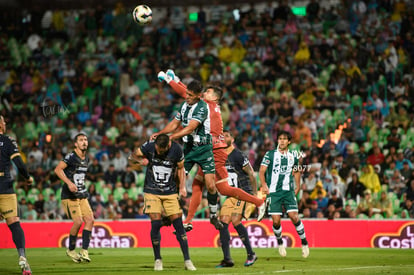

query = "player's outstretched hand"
[150, 133, 158, 141]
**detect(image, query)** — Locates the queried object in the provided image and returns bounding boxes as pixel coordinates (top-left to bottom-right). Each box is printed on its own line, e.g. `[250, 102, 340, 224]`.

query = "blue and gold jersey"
[141, 140, 184, 195]
[61, 152, 89, 199]
[0, 134, 20, 194]
[226, 148, 253, 194]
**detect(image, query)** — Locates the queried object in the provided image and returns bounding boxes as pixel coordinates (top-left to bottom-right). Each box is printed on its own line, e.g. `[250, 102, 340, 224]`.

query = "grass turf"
[0, 247, 413, 274]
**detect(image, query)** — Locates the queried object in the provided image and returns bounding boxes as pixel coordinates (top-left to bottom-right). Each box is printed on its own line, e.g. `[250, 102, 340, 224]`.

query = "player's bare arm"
[170, 120, 200, 141]
[177, 160, 187, 198]
[128, 147, 149, 170]
[151, 119, 181, 140]
[243, 164, 258, 196]
[293, 170, 301, 196]
[54, 161, 77, 193]
[259, 165, 269, 195]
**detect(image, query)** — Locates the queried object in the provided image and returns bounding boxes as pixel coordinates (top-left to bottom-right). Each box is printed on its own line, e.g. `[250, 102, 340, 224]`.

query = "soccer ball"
[132, 5, 152, 25]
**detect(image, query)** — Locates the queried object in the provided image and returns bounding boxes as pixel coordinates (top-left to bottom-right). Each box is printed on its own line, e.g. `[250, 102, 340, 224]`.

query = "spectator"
[356, 189, 375, 218]
[359, 165, 381, 194]
[104, 164, 118, 187]
[327, 190, 344, 212]
[34, 193, 45, 216]
[23, 202, 38, 220]
[314, 190, 329, 212]
[374, 191, 393, 218]
[345, 172, 366, 200]
[88, 158, 104, 182]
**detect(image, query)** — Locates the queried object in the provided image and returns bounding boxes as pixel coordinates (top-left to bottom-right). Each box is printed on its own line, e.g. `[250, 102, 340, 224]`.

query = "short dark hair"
[277, 130, 292, 141]
[155, 134, 170, 148]
[73, 132, 87, 142]
[205, 85, 223, 102]
[187, 80, 203, 95]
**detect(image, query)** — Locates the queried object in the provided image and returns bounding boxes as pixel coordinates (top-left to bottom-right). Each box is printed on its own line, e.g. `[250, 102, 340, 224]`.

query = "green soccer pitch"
[1, 248, 413, 274]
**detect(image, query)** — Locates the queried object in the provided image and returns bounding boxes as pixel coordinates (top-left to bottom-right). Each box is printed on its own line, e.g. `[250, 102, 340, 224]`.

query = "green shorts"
[266, 191, 298, 215]
[183, 143, 215, 174]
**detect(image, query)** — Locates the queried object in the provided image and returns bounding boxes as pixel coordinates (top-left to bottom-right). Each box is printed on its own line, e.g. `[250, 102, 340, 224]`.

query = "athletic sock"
[272, 224, 283, 245]
[183, 179, 203, 224]
[219, 223, 232, 261]
[69, 234, 77, 250]
[172, 217, 190, 261]
[8, 222, 26, 257]
[207, 191, 218, 215]
[216, 181, 263, 206]
[151, 220, 162, 260]
[235, 223, 254, 255]
[294, 220, 308, 245]
[82, 229, 92, 250]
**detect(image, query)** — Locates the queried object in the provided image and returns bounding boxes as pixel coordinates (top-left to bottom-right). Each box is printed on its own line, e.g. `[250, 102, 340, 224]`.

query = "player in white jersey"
[258, 130, 309, 258]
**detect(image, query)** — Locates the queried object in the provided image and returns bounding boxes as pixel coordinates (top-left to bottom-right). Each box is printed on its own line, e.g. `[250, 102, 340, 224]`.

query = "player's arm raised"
[128, 147, 148, 170]
[170, 120, 200, 141]
[151, 118, 181, 140]
[54, 161, 77, 193]
[169, 80, 187, 98]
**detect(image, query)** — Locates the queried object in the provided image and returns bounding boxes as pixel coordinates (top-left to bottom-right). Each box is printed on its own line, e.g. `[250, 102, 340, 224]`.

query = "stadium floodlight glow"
[292, 6, 306, 16]
[189, 12, 198, 22]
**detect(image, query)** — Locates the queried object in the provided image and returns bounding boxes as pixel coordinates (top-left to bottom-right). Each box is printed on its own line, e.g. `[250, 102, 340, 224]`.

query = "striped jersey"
[226, 148, 253, 194]
[261, 149, 299, 193]
[175, 99, 212, 145]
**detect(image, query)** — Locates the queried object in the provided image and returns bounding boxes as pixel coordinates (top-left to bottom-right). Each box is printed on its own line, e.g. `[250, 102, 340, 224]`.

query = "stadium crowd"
[1, 0, 414, 222]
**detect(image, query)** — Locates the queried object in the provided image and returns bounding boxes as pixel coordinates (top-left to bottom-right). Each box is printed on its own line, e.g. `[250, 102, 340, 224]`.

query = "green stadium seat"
[113, 186, 126, 201]
[26, 188, 40, 204]
[42, 187, 55, 201]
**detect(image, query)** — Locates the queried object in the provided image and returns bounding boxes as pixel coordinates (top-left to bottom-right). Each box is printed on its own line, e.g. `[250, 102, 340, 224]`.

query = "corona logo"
[214, 221, 295, 248]
[372, 222, 414, 248]
[59, 223, 137, 248]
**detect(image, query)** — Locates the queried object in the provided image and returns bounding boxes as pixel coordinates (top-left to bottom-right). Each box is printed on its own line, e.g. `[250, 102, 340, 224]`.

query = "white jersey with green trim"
[261, 149, 299, 193]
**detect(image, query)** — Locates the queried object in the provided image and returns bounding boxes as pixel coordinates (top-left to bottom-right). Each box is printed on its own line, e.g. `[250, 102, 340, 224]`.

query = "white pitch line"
[204, 265, 414, 275]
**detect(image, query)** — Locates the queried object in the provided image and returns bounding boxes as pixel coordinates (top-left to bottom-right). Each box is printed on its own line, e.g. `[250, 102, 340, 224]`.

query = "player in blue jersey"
[128, 134, 196, 271]
[0, 116, 33, 275]
[216, 130, 258, 268]
[54, 132, 94, 263]
[259, 130, 309, 258]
